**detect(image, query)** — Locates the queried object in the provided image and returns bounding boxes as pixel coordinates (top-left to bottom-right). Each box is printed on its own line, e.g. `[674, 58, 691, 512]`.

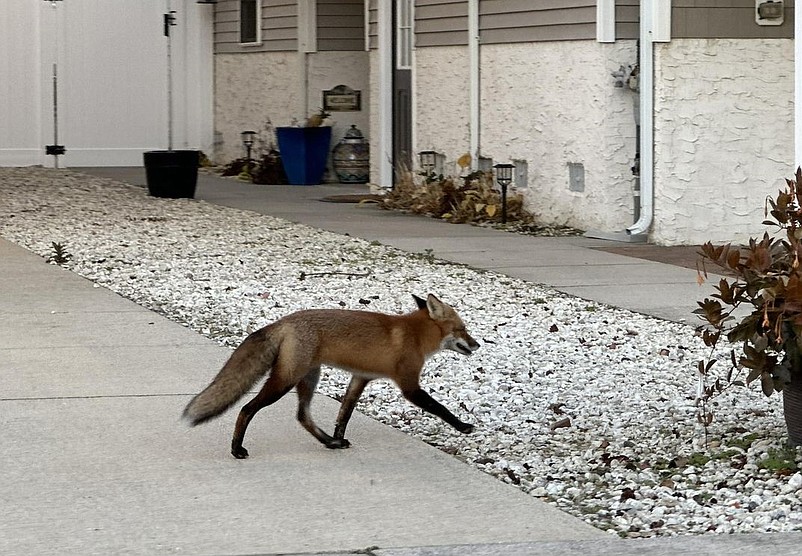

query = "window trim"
[396, 0, 413, 70]
[239, 0, 262, 46]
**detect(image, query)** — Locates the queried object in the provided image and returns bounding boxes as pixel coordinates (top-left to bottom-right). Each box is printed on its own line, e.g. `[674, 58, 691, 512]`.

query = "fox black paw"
[457, 422, 476, 434]
[231, 446, 250, 459]
[325, 438, 351, 449]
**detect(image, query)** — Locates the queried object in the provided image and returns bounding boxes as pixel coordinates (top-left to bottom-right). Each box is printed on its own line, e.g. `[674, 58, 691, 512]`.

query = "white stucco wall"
[215, 50, 370, 173]
[414, 41, 638, 232]
[415, 46, 471, 165]
[652, 39, 794, 246]
[214, 52, 300, 163]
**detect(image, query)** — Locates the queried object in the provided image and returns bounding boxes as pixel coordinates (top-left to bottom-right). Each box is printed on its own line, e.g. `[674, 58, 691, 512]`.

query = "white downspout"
[627, 0, 655, 236]
[627, 0, 670, 236]
[468, 0, 479, 169]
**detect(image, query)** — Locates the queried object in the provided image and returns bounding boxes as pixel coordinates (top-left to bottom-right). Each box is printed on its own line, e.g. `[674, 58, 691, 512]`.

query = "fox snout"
[445, 333, 480, 356]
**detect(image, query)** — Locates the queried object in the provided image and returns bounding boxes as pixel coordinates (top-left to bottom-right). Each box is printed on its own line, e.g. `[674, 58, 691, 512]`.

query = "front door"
[392, 0, 413, 179]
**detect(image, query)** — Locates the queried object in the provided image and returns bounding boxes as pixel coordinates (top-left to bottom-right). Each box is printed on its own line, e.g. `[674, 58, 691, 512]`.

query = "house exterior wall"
[214, 0, 297, 53]
[414, 47, 471, 163]
[652, 38, 795, 245]
[672, 0, 794, 39]
[212, 2, 368, 167]
[414, 0, 604, 46]
[415, 40, 637, 231]
[214, 51, 299, 163]
[318, 0, 365, 51]
[410, 0, 638, 231]
[482, 41, 637, 231]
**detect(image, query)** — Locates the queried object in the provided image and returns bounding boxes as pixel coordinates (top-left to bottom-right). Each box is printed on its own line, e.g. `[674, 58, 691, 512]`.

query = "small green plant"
[47, 242, 72, 265]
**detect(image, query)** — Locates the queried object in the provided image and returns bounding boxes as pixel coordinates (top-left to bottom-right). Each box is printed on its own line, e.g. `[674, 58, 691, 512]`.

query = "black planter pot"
[784, 374, 802, 446]
[143, 150, 200, 199]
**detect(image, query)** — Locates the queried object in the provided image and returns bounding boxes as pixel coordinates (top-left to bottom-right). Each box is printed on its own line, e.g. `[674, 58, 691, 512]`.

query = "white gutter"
[468, 0, 479, 169]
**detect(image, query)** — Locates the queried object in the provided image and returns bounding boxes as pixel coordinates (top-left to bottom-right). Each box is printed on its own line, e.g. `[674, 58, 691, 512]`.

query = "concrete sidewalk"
[4, 167, 800, 555]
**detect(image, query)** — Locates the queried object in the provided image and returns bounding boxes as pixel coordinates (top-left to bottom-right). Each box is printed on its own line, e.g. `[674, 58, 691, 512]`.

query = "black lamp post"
[494, 163, 515, 224]
[241, 130, 257, 172]
[419, 150, 437, 175]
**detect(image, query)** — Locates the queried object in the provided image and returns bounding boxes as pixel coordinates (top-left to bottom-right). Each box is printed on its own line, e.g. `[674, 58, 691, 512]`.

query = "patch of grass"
[687, 452, 712, 467]
[758, 447, 799, 473]
[728, 433, 760, 451]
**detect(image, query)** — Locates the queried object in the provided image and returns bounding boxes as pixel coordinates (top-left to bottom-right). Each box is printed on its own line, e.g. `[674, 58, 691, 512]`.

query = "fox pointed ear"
[412, 294, 428, 310]
[426, 294, 448, 319]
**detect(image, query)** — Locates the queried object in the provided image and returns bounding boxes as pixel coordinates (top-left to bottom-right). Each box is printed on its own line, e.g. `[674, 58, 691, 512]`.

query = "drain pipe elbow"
[627, 0, 655, 237]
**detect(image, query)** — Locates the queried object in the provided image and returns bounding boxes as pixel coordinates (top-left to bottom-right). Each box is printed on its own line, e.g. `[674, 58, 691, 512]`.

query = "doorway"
[392, 0, 413, 179]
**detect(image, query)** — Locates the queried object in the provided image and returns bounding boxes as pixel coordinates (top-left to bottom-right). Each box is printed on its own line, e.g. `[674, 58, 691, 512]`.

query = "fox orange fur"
[183, 294, 480, 458]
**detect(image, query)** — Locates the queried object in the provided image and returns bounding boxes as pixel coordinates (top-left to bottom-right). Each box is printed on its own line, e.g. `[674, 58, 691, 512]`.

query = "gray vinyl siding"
[215, 0, 297, 54]
[481, 0, 597, 43]
[672, 0, 794, 39]
[616, 0, 638, 40]
[416, 0, 601, 47]
[416, 0, 468, 47]
[318, 0, 365, 51]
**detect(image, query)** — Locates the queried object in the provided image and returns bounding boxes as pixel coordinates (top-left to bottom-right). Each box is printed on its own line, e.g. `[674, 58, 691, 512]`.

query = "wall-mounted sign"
[323, 84, 361, 112]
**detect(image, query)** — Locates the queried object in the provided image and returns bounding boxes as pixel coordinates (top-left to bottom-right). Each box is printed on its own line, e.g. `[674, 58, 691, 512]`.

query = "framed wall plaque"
[323, 84, 361, 112]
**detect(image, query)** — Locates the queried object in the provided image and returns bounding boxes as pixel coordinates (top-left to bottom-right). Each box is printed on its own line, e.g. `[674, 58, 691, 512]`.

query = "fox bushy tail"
[183, 327, 279, 426]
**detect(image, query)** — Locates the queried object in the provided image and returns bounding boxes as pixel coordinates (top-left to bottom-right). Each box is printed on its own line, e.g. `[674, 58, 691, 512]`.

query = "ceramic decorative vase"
[332, 125, 369, 184]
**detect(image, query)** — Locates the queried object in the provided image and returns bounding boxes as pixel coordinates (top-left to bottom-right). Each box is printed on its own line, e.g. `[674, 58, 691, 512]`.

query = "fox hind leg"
[296, 367, 348, 449]
[332, 376, 370, 447]
[231, 373, 293, 459]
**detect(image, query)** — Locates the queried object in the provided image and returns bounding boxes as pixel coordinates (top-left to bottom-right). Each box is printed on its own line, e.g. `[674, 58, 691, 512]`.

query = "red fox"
[183, 294, 480, 459]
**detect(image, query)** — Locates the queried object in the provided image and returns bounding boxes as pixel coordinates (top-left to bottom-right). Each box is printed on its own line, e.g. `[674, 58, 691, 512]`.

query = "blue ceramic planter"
[276, 126, 332, 185]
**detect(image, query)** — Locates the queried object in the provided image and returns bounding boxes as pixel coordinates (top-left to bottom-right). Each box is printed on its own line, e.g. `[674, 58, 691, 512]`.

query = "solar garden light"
[241, 130, 257, 171]
[494, 163, 515, 224]
[419, 150, 437, 175]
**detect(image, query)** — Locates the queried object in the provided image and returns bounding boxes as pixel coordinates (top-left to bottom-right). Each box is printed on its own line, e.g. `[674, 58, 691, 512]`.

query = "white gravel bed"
[2, 167, 801, 538]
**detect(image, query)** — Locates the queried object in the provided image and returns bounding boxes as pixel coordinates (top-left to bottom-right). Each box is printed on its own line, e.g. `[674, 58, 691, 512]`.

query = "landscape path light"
[418, 150, 437, 176]
[494, 163, 515, 224]
[241, 130, 257, 172]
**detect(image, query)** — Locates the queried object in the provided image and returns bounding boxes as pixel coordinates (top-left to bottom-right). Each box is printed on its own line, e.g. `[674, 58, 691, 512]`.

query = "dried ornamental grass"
[382, 170, 534, 225]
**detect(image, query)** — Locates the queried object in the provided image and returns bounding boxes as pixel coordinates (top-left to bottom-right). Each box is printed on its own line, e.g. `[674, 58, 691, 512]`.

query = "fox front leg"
[331, 376, 370, 448]
[402, 388, 475, 434]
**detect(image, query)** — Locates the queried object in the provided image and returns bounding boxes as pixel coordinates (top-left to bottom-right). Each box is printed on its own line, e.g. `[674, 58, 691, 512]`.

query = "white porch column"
[796, 1, 801, 167]
[377, 1, 393, 187]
